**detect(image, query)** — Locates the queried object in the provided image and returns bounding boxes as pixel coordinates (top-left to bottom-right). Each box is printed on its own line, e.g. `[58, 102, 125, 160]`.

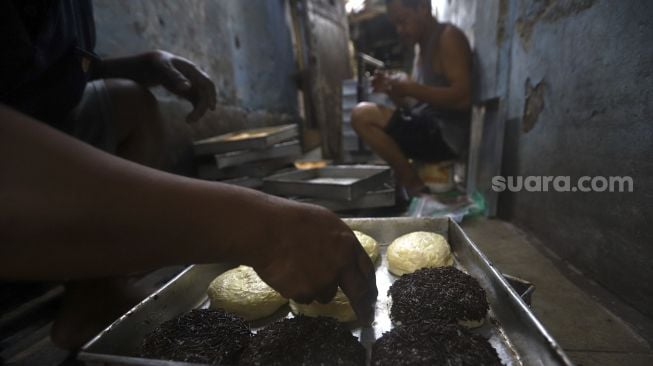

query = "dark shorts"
[384, 108, 457, 162]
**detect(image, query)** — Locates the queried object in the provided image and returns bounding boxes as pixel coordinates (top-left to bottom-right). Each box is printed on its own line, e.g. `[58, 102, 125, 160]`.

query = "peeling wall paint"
[515, 0, 596, 50]
[522, 79, 546, 133]
[441, 0, 653, 317]
[93, 0, 298, 114]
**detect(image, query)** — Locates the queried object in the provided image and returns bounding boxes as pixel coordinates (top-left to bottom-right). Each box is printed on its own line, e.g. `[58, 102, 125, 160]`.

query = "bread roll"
[207, 265, 287, 321]
[387, 231, 453, 276]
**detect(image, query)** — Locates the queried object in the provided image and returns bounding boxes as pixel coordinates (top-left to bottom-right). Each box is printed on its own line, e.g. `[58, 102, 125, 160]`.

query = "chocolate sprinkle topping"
[389, 266, 489, 324]
[371, 320, 502, 366]
[239, 316, 365, 366]
[140, 309, 251, 365]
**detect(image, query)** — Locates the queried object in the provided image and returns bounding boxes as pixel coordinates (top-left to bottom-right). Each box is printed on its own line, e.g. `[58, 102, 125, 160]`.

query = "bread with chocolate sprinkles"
[239, 315, 365, 366]
[371, 320, 502, 366]
[389, 266, 488, 326]
[140, 309, 251, 365]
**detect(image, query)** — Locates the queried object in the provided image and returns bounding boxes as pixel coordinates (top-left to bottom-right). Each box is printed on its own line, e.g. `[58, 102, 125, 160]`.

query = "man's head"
[385, 0, 433, 45]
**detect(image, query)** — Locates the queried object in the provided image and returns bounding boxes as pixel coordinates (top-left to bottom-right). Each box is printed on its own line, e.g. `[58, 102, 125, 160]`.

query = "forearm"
[402, 82, 471, 110]
[0, 106, 280, 280]
[92, 52, 157, 85]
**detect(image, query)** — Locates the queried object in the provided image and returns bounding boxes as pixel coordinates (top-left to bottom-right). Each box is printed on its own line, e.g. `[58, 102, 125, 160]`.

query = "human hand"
[386, 78, 413, 98]
[147, 50, 217, 122]
[371, 70, 391, 93]
[371, 70, 413, 99]
[249, 201, 378, 324]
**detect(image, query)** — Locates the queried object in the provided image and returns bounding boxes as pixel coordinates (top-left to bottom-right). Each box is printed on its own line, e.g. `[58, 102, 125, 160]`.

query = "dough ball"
[371, 320, 501, 366]
[239, 316, 365, 366]
[354, 230, 380, 263]
[290, 289, 356, 323]
[289, 231, 378, 322]
[207, 265, 287, 321]
[387, 231, 453, 276]
[389, 267, 488, 327]
[140, 309, 251, 364]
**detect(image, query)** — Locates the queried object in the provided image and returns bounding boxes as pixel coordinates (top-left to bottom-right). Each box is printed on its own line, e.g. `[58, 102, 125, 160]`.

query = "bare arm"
[385, 27, 472, 110]
[93, 51, 217, 122]
[0, 106, 377, 321]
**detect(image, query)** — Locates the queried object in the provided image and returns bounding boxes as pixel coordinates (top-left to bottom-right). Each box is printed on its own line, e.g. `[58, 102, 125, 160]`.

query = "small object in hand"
[140, 309, 251, 365]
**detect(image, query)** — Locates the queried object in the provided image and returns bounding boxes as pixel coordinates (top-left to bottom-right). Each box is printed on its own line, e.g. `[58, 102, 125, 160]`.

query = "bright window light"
[346, 0, 366, 13]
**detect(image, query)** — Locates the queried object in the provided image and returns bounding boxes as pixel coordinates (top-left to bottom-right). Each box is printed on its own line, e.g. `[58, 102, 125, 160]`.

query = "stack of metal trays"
[78, 217, 573, 366]
[194, 124, 301, 188]
[263, 165, 396, 211]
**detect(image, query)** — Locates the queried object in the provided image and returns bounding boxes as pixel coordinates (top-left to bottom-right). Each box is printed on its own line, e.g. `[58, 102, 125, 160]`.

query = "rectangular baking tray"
[197, 156, 296, 181]
[263, 165, 392, 201]
[294, 184, 395, 212]
[78, 218, 573, 366]
[213, 140, 301, 169]
[218, 176, 264, 190]
[193, 124, 298, 156]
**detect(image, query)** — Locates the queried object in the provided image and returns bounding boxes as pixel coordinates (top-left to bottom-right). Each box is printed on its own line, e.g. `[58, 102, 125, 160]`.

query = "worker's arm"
[0, 105, 377, 322]
[379, 27, 472, 111]
[92, 50, 216, 122]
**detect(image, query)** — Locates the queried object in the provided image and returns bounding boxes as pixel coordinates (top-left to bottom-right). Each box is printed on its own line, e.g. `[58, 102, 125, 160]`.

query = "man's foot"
[51, 278, 152, 350]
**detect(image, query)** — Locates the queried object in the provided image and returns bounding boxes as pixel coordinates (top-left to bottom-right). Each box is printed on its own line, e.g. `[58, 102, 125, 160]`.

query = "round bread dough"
[354, 230, 380, 263]
[207, 265, 287, 321]
[289, 231, 378, 322]
[371, 321, 501, 366]
[387, 231, 453, 276]
[389, 267, 488, 327]
[140, 309, 251, 364]
[289, 289, 355, 322]
[239, 316, 365, 366]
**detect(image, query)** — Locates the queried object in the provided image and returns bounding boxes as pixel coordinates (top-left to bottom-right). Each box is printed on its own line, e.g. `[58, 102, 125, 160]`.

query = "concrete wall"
[437, 0, 653, 317]
[92, 0, 300, 173]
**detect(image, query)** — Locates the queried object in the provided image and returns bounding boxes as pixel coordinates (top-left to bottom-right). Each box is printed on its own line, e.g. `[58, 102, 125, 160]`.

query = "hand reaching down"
[245, 201, 378, 325]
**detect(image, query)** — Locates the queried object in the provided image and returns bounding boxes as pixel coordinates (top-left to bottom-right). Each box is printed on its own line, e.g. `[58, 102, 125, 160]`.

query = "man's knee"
[105, 79, 157, 109]
[104, 79, 161, 142]
[351, 102, 379, 133]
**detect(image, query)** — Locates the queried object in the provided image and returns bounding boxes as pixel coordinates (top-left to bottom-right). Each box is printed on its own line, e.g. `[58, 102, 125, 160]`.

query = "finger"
[186, 89, 209, 122]
[339, 243, 378, 325]
[188, 71, 216, 117]
[290, 292, 315, 305]
[315, 282, 338, 305]
[158, 60, 192, 96]
[207, 77, 217, 111]
[174, 60, 214, 122]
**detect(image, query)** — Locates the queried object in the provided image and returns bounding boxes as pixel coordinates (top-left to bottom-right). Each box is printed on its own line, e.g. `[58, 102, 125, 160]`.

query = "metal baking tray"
[193, 124, 298, 156]
[263, 165, 392, 201]
[213, 140, 301, 169]
[218, 176, 264, 190]
[294, 184, 395, 212]
[503, 274, 536, 306]
[197, 156, 296, 181]
[78, 218, 573, 366]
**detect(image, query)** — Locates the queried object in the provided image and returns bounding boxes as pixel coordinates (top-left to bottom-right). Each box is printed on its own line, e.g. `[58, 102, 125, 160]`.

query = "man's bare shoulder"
[440, 23, 472, 54]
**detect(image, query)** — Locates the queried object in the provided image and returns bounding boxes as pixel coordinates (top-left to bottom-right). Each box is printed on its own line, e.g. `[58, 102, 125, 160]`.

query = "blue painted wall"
[91, 0, 300, 172]
[93, 0, 298, 114]
[437, 0, 653, 317]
